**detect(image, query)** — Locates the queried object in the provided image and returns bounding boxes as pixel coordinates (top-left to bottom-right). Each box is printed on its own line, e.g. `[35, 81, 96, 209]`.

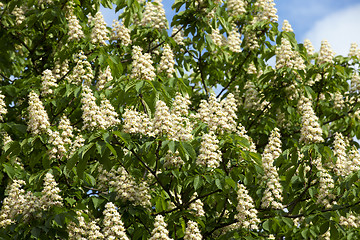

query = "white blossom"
[41, 69, 58, 95]
[298, 96, 324, 144]
[131, 46, 156, 81]
[66, 5, 84, 41]
[227, 0, 246, 17]
[0, 91, 7, 121]
[189, 193, 205, 217]
[12, 7, 25, 25]
[281, 20, 293, 32]
[102, 202, 129, 240]
[89, 12, 109, 45]
[314, 158, 336, 208]
[149, 215, 173, 240]
[111, 20, 131, 46]
[96, 66, 113, 90]
[159, 44, 176, 78]
[58, 115, 73, 145]
[184, 220, 202, 240]
[28, 91, 50, 135]
[235, 183, 260, 230]
[47, 129, 66, 159]
[318, 40, 335, 64]
[227, 27, 242, 53]
[69, 51, 93, 85]
[172, 27, 185, 46]
[40, 173, 63, 210]
[141, 0, 168, 31]
[303, 39, 315, 55]
[261, 128, 283, 209]
[98, 166, 151, 207]
[197, 132, 222, 169]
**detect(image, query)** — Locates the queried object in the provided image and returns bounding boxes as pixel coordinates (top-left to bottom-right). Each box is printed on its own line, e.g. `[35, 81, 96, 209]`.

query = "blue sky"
[101, 0, 360, 56]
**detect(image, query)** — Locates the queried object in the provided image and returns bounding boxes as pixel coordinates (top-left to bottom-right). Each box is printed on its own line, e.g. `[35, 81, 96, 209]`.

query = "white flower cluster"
[28, 91, 50, 135]
[164, 150, 184, 168]
[314, 158, 335, 209]
[111, 20, 131, 46]
[281, 20, 293, 32]
[0, 174, 62, 228]
[227, 0, 246, 17]
[197, 132, 222, 169]
[100, 99, 121, 128]
[197, 93, 237, 133]
[131, 46, 156, 81]
[159, 44, 176, 78]
[123, 93, 193, 141]
[41, 69, 58, 95]
[348, 146, 360, 173]
[66, 5, 84, 41]
[261, 128, 284, 209]
[275, 38, 305, 70]
[68, 210, 103, 239]
[47, 129, 66, 159]
[69, 134, 85, 157]
[153, 98, 193, 141]
[81, 86, 119, 130]
[340, 212, 360, 228]
[317, 40, 335, 64]
[189, 193, 205, 217]
[0, 91, 7, 121]
[102, 202, 129, 240]
[227, 27, 242, 53]
[247, 62, 258, 74]
[53, 60, 70, 80]
[348, 42, 360, 58]
[243, 81, 268, 111]
[210, 28, 225, 47]
[97, 165, 151, 207]
[40, 173, 63, 210]
[184, 220, 202, 240]
[59, 115, 74, 145]
[303, 39, 315, 55]
[122, 107, 153, 135]
[2, 132, 12, 147]
[298, 96, 324, 144]
[350, 72, 360, 92]
[243, 31, 259, 50]
[69, 51, 94, 85]
[333, 92, 344, 109]
[172, 27, 185, 46]
[0, 180, 33, 228]
[237, 124, 257, 152]
[149, 215, 173, 240]
[320, 231, 331, 240]
[12, 7, 25, 25]
[141, 0, 168, 31]
[89, 12, 109, 45]
[253, 0, 278, 23]
[333, 132, 352, 177]
[235, 183, 260, 230]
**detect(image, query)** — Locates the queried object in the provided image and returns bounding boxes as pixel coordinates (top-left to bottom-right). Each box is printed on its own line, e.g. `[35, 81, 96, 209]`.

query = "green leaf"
[193, 175, 202, 190]
[215, 178, 222, 190]
[225, 176, 236, 189]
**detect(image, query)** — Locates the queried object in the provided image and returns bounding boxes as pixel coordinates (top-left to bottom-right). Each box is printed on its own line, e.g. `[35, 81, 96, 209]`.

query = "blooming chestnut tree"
[1, 0, 360, 239]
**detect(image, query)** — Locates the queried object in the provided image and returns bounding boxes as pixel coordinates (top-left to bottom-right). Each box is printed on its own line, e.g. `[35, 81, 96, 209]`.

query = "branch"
[216, 51, 251, 98]
[128, 148, 181, 207]
[198, 51, 208, 95]
[147, 25, 185, 53]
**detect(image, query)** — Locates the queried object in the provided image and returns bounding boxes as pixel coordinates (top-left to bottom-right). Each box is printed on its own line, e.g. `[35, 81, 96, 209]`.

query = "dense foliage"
[1, 0, 360, 239]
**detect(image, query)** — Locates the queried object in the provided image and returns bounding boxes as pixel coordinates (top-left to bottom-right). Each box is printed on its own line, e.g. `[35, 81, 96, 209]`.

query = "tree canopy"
[1, 0, 360, 239]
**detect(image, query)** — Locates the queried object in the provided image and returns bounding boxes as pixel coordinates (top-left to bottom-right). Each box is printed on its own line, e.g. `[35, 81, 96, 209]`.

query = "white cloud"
[303, 4, 360, 56]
